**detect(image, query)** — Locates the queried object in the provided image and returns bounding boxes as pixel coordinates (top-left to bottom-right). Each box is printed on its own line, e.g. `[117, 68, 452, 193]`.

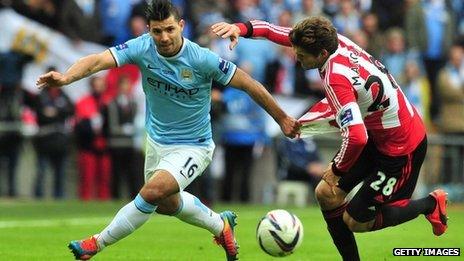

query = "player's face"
[293, 46, 328, 70]
[148, 15, 184, 57]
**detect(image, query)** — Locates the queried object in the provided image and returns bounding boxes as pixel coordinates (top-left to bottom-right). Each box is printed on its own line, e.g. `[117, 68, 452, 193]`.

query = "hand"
[322, 163, 340, 195]
[211, 22, 241, 50]
[280, 116, 301, 138]
[36, 71, 68, 90]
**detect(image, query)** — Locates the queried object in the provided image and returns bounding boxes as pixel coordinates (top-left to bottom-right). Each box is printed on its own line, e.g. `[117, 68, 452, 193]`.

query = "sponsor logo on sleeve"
[339, 108, 353, 127]
[115, 43, 128, 50]
[218, 58, 230, 74]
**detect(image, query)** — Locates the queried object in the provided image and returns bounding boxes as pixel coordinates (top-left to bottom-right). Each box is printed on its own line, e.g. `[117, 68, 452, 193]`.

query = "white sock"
[174, 191, 224, 236]
[96, 194, 156, 249]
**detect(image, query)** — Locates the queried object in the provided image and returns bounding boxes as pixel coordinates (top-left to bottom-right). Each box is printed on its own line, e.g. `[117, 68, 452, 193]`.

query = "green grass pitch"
[0, 201, 462, 260]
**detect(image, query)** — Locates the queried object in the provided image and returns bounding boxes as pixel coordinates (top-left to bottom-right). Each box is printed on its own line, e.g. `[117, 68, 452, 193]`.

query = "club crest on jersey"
[115, 43, 128, 50]
[339, 108, 353, 127]
[181, 68, 193, 81]
[219, 58, 230, 74]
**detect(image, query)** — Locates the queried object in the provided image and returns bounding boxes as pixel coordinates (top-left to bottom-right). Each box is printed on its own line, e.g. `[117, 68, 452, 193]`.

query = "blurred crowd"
[0, 0, 463, 202]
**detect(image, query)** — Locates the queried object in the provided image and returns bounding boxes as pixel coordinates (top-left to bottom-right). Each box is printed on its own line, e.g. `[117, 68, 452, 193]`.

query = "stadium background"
[0, 0, 463, 260]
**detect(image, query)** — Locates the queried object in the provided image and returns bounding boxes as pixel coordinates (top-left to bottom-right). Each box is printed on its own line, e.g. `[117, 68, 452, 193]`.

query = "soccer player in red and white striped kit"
[212, 17, 448, 260]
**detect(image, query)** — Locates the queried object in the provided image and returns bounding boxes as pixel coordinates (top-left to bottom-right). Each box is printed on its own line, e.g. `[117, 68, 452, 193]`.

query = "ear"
[146, 21, 153, 33]
[179, 19, 185, 31]
[320, 49, 329, 59]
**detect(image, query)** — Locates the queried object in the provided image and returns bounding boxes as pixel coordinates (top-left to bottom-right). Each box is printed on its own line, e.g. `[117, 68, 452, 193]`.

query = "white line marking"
[0, 217, 111, 229]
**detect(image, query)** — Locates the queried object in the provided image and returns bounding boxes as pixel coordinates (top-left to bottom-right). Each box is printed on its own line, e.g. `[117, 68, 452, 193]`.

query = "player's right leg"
[342, 137, 447, 237]
[68, 170, 176, 260]
[361, 137, 448, 235]
[68, 193, 157, 260]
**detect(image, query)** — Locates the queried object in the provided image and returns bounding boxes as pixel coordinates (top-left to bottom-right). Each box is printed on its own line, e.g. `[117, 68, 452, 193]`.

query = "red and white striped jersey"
[237, 20, 426, 174]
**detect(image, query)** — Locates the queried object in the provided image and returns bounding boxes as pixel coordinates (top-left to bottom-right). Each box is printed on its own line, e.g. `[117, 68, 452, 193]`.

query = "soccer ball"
[256, 209, 304, 257]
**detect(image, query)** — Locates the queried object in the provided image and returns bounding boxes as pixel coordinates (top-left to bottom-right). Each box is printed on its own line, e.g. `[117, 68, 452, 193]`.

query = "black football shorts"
[337, 136, 427, 222]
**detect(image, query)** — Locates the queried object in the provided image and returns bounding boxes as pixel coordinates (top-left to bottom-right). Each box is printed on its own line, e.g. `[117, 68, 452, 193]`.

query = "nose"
[160, 32, 169, 43]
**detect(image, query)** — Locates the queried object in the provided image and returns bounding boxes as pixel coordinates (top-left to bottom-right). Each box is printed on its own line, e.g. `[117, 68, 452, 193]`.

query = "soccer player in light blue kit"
[36, 1, 300, 260]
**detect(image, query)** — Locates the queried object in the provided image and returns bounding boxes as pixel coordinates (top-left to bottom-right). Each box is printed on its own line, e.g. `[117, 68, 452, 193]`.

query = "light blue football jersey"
[109, 34, 237, 145]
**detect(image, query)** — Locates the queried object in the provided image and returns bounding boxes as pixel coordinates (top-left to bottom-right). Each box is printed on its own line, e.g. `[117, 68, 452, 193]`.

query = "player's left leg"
[316, 181, 359, 260]
[152, 142, 238, 260]
[156, 191, 238, 260]
[156, 192, 224, 236]
[343, 137, 447, 234]
[317, 140, 380, 261]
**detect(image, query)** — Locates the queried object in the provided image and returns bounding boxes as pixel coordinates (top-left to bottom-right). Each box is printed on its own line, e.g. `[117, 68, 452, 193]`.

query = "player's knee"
[156, 195, 181, 215]
[314, 182, 329, 202]
[140, 171, 179, 204]
[315, 182, 339, 207]
[140, 182, 169, 204]
[343, 212, 358, 231]
[343, 211, 368, 232]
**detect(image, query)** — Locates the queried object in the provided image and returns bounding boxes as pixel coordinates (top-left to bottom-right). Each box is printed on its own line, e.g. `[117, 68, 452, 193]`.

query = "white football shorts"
[144, 137, 215, 191]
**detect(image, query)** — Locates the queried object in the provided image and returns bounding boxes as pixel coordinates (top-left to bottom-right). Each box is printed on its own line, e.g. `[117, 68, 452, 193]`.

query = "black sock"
[371, 196, 436, 231]
[322, 202, 360, 261]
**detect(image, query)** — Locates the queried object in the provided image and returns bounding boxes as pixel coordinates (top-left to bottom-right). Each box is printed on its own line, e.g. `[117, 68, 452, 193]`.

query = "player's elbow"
[351, 133, 368, 148]
[347, 126, 368, 148]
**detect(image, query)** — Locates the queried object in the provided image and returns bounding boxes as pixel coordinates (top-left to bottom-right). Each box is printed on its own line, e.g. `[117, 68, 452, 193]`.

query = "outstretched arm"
[36, 50, 116, 89]
[212, 20, 292, 50]
[229, 68, 300, 138]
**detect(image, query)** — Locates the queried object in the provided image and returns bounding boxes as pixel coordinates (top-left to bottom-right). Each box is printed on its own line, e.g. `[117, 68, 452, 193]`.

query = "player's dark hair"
[289, 16, 338, 56]
[145, 0, 180, 22]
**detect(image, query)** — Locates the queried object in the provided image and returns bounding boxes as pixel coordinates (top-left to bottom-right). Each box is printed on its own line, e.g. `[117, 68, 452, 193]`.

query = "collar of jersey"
[320, 46, 340, 74]
[155, 37, 187, 60]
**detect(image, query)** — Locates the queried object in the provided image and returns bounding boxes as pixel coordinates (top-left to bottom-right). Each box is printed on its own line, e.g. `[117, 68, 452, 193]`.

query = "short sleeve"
[109, 37, 141, 67]
[201, 50, 237, 86]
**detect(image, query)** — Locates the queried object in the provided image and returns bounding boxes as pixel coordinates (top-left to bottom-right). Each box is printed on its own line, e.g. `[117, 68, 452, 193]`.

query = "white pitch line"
[0, 217, 111, 229]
